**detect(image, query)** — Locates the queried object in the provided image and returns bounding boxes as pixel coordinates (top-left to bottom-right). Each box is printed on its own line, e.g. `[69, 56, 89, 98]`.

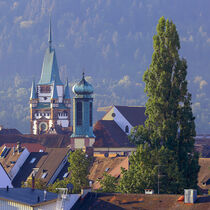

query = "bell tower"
[70, 73, 95, 149]
[29, 21, 71, 134]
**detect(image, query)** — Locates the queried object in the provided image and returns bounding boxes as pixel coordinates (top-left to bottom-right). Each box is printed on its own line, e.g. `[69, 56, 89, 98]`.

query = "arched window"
[89, 102, 92, 126]
[77, 102, 82, 126]
[125, 125, 129, 133]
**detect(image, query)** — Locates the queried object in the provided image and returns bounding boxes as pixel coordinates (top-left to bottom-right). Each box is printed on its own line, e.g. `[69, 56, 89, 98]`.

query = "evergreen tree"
[68, 149, 91, 193]
[122, 17, 199, 194]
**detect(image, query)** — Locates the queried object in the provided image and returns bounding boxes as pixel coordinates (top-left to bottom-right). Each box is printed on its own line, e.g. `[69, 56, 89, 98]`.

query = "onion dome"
[72, 73, 94, 95]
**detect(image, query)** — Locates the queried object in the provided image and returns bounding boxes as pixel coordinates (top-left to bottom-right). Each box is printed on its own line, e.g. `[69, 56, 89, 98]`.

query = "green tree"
[122, 17, 199, 194]
[68, 149, 91, 193]
[48, 178, 71, 193]
[99, 172, 118, 193]
[21, 178, 47, 190]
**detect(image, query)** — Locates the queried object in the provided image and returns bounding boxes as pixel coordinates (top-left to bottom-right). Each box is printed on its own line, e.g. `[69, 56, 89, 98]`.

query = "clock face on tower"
[39, 122, 48, 134]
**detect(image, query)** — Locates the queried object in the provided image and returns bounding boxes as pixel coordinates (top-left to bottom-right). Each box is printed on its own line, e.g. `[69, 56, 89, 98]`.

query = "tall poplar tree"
[120, 17, 199, 194]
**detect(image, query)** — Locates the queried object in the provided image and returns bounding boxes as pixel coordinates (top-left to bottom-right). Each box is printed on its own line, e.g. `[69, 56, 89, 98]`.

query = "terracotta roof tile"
[93, 120, 134, 148]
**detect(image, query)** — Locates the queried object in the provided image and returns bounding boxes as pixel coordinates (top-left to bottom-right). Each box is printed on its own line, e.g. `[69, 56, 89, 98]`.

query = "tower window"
[76, 102, 82, 126]
[89, 102, 92, 126]
[125, 125, 129, 133]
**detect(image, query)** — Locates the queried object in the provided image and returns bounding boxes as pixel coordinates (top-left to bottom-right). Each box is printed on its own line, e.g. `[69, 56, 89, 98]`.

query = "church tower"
[30, 22, 71, 134]
[70, 73, 95, 149]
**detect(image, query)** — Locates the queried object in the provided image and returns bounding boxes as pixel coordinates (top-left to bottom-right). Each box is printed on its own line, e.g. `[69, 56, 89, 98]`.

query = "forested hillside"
[0, 0, 209, 133]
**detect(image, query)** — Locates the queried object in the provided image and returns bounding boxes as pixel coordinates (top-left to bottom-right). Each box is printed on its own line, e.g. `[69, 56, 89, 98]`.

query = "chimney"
[13, 146, 15, 155]
[32, 171, 35, 191]
[43, 190, 47, 201]
[17, 142, 21, 154]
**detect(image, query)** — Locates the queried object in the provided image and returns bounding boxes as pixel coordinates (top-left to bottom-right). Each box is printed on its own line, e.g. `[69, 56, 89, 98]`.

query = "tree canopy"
[120, 17, 200, 194]
[68, 149, 91, 193]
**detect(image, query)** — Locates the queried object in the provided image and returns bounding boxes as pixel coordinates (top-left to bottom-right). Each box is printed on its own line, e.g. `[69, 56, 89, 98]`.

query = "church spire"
[30, 80, 37, 99]
[51, 79, 58, 99]
[48, 18, 52, 51]
[64, 78, 70, 99]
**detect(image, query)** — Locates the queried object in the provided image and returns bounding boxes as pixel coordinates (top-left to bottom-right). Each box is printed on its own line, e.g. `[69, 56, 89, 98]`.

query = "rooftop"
[115, 105, 147, 127]
[34, 148, 70, 184]
[2, 143, 46, 153]
[0, 188, 57, 206]
[0, 134, 71, 148]
[198, 158, 210, 192]
[89, 157, 128, 190]
[93, 120, 135, 148]
[0, 145, 26, 175]
[73, 192, 210, 210]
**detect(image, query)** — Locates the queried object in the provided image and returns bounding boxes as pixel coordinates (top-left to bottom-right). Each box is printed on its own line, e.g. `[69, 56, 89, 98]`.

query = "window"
[125, 125, 129, 133]
[40, 86, 50, 93]
[112, 113, 116, 117]
[30, 158, 36, 164]
[76, 102, 82, 126]
[41, 172, 48, 179]
[63, 172, 69, 178]
[89, 102, 92, 126]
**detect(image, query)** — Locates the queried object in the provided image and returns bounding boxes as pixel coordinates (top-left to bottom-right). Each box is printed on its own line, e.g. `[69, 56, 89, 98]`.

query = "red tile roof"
[3, 143, 46, 153]
[73, 193, 210, 210]
[93, 120, 134, 148]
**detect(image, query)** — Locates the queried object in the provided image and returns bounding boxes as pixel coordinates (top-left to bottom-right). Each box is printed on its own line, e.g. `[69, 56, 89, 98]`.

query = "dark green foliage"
[21, 178, 47, 190]
[99, 172, 118, 193]
[48, 178, 71, 193]
[68, 149, 91, 193]
[122, 17, 200, 194]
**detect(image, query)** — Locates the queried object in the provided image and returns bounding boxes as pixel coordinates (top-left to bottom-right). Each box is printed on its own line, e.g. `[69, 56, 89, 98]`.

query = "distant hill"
[0, 0, 209, 133]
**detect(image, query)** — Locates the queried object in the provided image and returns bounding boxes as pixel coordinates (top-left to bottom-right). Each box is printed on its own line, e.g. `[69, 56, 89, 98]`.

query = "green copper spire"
[48, 18, 52, 51]
[38, 21, 63, 85]
[51, 81, 58, 99]
[30, 80, 37, 99]
[64, 78, 70, 99]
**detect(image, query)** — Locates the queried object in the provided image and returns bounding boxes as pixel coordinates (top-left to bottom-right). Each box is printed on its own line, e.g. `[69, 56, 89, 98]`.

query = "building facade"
[30, 22, 71, 134]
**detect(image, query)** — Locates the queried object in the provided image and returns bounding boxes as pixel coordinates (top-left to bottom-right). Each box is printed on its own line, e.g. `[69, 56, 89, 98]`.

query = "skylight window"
[30, 158, 36, 164]
[41, 172, 48, 179]
[63, 172, 69, 178]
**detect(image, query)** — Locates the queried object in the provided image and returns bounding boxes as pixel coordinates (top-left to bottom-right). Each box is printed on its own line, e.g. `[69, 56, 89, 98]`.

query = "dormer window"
[125, 125, 129, 133]
[63, 172, 69, 178]
[30, 158, 36, 164]
[41, 172, 48, 179]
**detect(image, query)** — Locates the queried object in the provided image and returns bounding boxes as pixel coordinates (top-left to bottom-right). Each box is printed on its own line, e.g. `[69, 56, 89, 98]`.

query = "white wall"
[113, 107, 133, 134]
[9, 149, 30, 180]
[0, 200, 33, 210]
[0, 164, 13, 188]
